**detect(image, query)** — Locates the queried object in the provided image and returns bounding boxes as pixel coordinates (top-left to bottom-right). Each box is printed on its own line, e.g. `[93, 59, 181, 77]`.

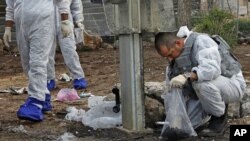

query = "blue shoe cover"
[47, 80, 56, 91]
[73, 78, 88, 89]
[17, 97, 44, 121]
[42, 94, 52, 112]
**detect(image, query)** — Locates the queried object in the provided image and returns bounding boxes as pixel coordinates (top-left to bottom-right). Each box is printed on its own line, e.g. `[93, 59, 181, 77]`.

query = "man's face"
[158, 40, 184, 62]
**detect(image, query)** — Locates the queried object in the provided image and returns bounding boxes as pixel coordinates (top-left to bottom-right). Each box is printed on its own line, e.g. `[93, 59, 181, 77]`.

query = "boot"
[17, 97, 44, 121]
[199, 104, 228, 137]
[47, 79, 56, 91]
[42, 94, 52, 112]
[73, 78, 88, 89]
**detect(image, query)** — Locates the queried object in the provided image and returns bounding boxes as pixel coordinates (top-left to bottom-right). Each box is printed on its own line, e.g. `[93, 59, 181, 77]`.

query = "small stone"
[227, 102, 240, 118]
[59, 122, 67, 127]
[242, 42, 247, 46]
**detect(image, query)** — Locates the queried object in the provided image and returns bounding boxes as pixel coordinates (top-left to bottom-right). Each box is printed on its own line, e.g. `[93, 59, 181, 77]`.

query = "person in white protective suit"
[3, 0, 72, 121]
[47, 0, 87, 91]
[154, 26, 246, 138]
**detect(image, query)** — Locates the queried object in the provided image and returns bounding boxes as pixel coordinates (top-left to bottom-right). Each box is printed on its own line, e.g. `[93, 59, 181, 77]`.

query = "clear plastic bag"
[74, 28, 84, 44]
[57, 88, 80, 102]
[82, 101, 122, 130]
[160, 88, 197, 139]
[65, 107, 85, 122]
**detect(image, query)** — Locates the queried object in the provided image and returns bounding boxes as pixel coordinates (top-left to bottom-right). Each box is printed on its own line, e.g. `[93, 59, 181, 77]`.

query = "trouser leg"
[192, 75, 242, 117]
[186, 98, 208, 129]
[16, 30, 29, 76]
[58, 32, 85, 79]
[47, 36, 57, 80]
[28, 23, 54, 101]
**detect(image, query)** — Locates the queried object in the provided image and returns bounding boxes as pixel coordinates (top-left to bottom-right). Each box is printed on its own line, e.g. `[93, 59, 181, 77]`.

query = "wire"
[82, 0, 115, 37]
[226, 0, 232, 14]
[101, 0, 115, 35]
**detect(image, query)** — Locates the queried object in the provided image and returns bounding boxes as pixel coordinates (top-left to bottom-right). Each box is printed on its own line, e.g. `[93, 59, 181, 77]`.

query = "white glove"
[61, 20, 72, 37]
[76, 22, 85, 30]
[170, 74, 187, 88]
[3, 27, 11, 48]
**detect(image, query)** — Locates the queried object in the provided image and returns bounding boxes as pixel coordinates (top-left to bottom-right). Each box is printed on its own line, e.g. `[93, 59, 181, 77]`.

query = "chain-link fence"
[0, 0, 249, 44]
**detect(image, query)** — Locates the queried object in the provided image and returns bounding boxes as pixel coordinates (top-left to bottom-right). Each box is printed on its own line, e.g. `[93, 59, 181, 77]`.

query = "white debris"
[0, 89, 10, 93]
[56, 132, 76, 141]
[9, 87, 26, 95]
[65, 96, 122, 130]
[8, 125, 27, 134]
[79, 92, 93, 98]
[0, 87, 27, 94]
[82, 102, 122, 130]
[65, 107, 85, 122]
[59, 73, 72, 82]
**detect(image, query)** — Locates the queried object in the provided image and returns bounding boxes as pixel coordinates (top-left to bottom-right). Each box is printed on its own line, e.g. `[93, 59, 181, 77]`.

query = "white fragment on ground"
[0, 89, 10, 93]
[0, 87, 27, 94]
[9, 87, 26, 95]
[65, 96, 122, 130]
[82, 102, 122, 130]
[79, 92, 94, 98]
[7, 125, 27, 134]
[58, 73, 72, 82]
[65, 107, 85, 122]
[56, 132, 76, 141]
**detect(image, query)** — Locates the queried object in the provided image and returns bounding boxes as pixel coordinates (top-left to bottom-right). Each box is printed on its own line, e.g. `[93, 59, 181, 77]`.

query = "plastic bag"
[65, 107, 85, 122]
[74, 28, 84, 44]
[65, 101, 122, 130]
[57, 88, 80, 102]
[83, 101, 122, 130]
[160, 88, 197, 139]
[87, 96, 106, 108]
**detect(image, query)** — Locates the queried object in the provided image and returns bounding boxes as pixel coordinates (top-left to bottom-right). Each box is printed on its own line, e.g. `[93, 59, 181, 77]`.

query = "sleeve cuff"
[192, 67, 203, 82]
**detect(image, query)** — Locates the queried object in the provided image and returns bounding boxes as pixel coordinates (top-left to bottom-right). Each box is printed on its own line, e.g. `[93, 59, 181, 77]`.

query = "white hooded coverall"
[162, 27, 246, 136]
[47, 0, 85, 81]
[5, 0, 70, 101]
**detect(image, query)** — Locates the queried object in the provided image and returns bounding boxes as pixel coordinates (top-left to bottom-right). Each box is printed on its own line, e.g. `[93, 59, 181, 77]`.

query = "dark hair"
[154, 31, 179, 52]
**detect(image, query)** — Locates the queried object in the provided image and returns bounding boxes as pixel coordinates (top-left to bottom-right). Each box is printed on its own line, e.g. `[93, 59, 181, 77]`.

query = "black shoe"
[199, 105, 228, 137]
[194, 115, 211, 134]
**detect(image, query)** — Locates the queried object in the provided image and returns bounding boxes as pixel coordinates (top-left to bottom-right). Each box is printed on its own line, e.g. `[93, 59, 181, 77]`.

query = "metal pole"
[118, 0, 145, 131]
[119, 34, 145, 131]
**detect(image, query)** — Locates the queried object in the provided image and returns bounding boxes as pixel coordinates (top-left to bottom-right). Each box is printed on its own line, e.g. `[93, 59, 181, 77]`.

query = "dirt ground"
[0, 44, 250, 141]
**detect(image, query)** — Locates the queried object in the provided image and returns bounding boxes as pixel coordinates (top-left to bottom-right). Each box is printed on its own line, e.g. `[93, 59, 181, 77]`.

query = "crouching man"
[155, 26, 246, 139]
